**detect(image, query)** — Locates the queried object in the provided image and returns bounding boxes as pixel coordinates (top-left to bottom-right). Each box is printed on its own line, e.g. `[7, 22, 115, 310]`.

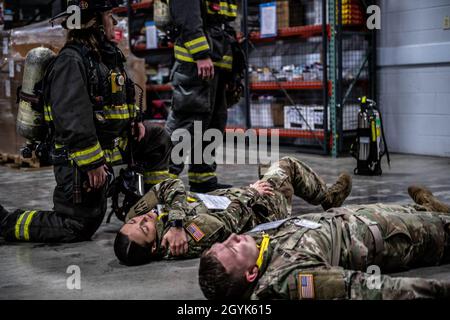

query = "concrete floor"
[1, 148, 450, 299]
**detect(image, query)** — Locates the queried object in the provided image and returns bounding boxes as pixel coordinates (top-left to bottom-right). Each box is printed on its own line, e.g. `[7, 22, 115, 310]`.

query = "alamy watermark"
[66, 265, 81, 290]
[367, 5, 381, 30]
[171, 121, 280, 166]
[366, 265, 381, 290]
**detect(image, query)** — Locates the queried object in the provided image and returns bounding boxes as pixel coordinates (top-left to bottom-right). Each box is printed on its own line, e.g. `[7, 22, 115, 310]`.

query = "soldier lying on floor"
[198, 186, 450, 300]
[113, 156, 352, 265]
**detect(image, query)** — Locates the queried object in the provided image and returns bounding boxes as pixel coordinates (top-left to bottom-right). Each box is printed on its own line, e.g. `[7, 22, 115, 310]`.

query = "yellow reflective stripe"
[76, 150, 104, 166]
[104, 114, 131, 120]
[103, 104, 131, 120]
[168, 173, 178, 179]
[23, 211, 37, 241]
[188, 172, 217, 183]
[70, 142, 104, 166]
[185, 36, 210, 55]
[145, 170, 170, 176]
[14, 211, 27, 240]
[214, 61, 232, 70]
[174, 53, 195, 63]
[189, 172, 217, 177]
[185, 36, 208, 48]
[144, 170, 170, 185]
[44, 105, 53, 121]
[104, 148, 122, 163]
[189, 44, 210, 55]
[174, 45, 195, 62]
[222, 55, 233, 61]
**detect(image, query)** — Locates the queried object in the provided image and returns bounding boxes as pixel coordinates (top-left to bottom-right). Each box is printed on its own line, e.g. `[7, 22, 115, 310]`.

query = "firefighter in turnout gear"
[198, 186, 450, 300]
[0, 0, 171, 243]
[113, 156, 352, 266]
[165, 0, 240, 193]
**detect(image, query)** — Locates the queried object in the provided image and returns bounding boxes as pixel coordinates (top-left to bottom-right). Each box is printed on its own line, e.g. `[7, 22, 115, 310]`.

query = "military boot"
[321, 173, 352, 210]
[408, 185, 450, 213]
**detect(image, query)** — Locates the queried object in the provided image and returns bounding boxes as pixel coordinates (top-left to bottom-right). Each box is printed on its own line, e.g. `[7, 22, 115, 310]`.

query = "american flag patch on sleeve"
[186, 223, 205, 242]
[298, 274, 315, 299]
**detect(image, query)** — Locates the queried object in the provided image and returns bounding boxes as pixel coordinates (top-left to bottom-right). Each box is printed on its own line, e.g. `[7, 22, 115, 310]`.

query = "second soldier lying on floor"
[113, 156, 352, 265]
[198, 186, 450, 300]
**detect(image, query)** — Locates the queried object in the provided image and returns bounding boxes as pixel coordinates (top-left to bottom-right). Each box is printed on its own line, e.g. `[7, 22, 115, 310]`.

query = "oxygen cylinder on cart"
[16, 47, 56, 142]
[352, 96, 390, 176]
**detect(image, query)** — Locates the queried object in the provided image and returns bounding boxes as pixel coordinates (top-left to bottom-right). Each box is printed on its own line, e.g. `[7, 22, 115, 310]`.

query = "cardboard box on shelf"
[251, 101, 285, 128]
[284, 104, 359, 132]
[284, 105, 324, 131]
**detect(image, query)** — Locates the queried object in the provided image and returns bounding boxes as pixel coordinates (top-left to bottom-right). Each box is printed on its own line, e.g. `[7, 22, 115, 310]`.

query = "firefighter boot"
[408, 185, 450, 213]
[0, 204, 9, 223]
[321, 173, 352, 210]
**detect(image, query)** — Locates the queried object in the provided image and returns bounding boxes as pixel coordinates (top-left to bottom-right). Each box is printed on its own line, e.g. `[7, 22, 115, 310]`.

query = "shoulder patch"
[298, 274, 315, 299]
[186, 223, 205, 242]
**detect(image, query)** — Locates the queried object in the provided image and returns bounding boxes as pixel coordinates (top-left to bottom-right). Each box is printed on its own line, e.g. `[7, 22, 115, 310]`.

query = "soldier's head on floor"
[114, 212, 160, 266]
[198, 233, 260, 299]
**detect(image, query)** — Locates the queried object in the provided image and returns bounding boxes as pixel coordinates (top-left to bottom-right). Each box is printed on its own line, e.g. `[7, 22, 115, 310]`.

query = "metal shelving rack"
[117, 0, 376, 156]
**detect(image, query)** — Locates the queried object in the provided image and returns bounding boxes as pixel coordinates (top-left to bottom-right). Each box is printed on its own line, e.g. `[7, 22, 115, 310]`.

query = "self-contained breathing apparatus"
[351, 96, 390, 176]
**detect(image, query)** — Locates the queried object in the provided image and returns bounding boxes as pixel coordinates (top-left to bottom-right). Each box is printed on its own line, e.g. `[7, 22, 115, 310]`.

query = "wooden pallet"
[0, 152, 41, 169]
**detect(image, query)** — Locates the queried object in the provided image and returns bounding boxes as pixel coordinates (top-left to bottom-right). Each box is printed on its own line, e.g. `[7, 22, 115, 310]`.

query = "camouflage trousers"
[333, 203, 450, 299]
[259, 156, 328, 215]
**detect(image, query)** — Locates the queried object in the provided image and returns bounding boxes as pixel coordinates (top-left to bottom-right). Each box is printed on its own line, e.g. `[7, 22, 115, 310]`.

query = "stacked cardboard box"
[284, 104, 359, 131]
[251, 99, 284, 128]
[284, 105, 324, 130]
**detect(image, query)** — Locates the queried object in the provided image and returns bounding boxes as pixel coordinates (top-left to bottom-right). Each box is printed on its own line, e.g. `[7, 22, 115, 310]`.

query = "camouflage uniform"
[125, 156, 330, 259]
[247, 203, 450, 300]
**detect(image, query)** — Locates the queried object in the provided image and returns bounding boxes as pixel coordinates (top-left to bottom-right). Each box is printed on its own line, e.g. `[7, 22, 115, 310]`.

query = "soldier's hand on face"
[249, 180, 274, 196]
[197, 58, 214, 80]
[131, 122, 146, 142]
[87, 165, 109, 190]
[161, 227, 189, 256]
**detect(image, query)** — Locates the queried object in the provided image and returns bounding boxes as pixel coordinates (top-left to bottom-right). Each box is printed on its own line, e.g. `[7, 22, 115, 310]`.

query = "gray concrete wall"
[377, 0, 450, 157]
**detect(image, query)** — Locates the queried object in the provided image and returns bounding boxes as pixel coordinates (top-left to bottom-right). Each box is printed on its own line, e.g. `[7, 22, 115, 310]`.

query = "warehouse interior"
[0, 0, 450, 300]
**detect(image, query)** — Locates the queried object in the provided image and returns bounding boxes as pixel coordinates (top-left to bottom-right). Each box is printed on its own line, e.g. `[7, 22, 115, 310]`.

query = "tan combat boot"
[408, 185, 450, 213]
[321, 173, 352, 210]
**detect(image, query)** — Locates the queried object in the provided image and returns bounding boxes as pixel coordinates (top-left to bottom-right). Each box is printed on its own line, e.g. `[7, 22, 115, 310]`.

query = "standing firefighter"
[0, 0, 171, 243]
[165, 0, 242, 193]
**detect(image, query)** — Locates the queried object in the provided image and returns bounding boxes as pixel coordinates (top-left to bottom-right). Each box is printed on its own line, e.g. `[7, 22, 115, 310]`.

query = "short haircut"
[114, 232, 154, 266]
[198, 250, 249, 300]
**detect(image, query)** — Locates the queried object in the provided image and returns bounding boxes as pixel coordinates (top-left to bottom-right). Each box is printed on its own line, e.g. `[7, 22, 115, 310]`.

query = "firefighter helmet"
[50, 0, 119, 28]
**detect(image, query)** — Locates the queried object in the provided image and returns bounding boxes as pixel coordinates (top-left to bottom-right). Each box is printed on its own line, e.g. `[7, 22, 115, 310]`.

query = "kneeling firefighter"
[163, 0, 245, 193]
[0, 0, 171, 243]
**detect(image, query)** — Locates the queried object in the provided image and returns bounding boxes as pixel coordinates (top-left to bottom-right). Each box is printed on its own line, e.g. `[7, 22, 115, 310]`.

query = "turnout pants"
[165, 62, 228, 188]
[0, 124, 171, 243]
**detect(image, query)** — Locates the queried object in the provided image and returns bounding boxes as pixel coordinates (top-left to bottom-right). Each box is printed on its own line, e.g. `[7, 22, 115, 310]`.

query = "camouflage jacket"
[126, 179, 291, 259]
[248, 203, 450, 300]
